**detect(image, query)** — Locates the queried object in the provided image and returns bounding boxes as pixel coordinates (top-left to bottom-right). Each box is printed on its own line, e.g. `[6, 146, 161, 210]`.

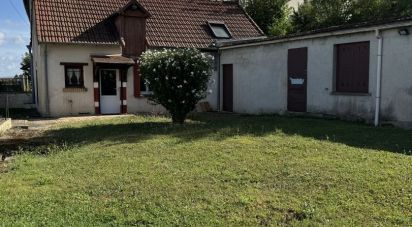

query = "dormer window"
[208, 21, 232, 39]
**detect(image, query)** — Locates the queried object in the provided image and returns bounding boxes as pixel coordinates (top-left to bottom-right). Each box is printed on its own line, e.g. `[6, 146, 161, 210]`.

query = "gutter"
[38, 41, 120, 46]
[375, 30, 383, 127]
[219, 21, 412, 50]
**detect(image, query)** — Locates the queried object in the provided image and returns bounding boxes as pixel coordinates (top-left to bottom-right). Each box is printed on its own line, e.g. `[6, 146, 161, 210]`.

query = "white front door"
[100, 69, 120, 114]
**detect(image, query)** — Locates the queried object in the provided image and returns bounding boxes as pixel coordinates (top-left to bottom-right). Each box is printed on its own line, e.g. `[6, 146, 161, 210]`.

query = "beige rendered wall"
[34, 44, 219, 117]
[38, 44, 120, 116]
[220, 26, 412, 126]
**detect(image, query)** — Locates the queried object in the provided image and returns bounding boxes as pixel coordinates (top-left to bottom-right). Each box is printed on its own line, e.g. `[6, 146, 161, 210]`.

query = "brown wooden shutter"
[134, 62, 141, 97]
[336, 42, 370, 93]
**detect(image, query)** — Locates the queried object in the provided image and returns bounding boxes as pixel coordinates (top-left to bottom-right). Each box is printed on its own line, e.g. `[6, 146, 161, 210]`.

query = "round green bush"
[140, 48, 213, 124]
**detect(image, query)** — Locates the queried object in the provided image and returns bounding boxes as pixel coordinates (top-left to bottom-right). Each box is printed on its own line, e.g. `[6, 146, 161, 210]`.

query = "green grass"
[0, 114, 411, 226]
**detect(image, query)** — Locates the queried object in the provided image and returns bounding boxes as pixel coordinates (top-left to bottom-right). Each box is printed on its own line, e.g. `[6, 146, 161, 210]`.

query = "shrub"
[140, 48, 213, 124]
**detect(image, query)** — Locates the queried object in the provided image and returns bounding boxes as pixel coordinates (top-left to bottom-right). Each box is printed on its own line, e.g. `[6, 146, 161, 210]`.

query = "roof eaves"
[219, 16, 412, 49]
[37, 41, 121, 46]
[238, 4, 266, 36]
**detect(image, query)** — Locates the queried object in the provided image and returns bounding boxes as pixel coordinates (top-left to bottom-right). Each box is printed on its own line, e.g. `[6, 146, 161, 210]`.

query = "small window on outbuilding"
[207, 21, 231, 39]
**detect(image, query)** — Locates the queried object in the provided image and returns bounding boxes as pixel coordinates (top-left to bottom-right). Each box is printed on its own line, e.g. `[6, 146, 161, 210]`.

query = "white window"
[140, 77, 153, 96]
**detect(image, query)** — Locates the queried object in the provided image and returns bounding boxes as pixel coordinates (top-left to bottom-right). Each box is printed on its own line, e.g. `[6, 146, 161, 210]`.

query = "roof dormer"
[114, 0, 150, 58]
[117, 0, 151, 18]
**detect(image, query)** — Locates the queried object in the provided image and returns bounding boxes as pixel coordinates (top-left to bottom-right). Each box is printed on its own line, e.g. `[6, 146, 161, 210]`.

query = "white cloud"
[0, 53, 23, 77]
[13, 35, 25, 45]
[0, 18, 30, 77]
[0, 32, 5, 46]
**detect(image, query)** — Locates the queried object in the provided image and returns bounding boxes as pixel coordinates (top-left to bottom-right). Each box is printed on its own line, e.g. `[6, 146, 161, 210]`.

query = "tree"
[20, 52, 31, 80]
[352, 0, 412, 21]
[268, 3, 293, 36]
[140, 48, 213, 124]
[244, 0, 291, 36]
[291, 0, 354, 32]
[291, 0, 412, 33]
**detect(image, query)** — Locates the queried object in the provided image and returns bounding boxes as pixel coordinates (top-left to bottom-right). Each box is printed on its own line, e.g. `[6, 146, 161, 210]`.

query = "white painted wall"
[379, 28, 412, 126]
[220, 26, 412, 127]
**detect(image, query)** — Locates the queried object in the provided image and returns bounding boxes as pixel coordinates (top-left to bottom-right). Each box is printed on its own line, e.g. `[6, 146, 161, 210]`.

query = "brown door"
[288, 47, 308, 112]
[223, 64, 233, 112]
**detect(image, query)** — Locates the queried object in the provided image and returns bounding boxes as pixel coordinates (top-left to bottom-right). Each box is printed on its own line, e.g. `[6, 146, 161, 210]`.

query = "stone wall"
[0, 119, 12, 135]
[0, 93, 34, 109]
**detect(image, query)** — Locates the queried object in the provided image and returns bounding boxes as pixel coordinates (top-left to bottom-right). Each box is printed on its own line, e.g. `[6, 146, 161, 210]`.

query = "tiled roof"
[33, 0, 265, 48]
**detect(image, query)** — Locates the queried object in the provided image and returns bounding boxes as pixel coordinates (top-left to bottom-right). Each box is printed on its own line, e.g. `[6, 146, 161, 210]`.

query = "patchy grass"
[0, 114, 411, 226]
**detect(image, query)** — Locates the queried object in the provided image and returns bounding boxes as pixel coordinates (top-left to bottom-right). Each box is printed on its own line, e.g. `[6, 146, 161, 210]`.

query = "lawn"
[0, 114, 411, 226]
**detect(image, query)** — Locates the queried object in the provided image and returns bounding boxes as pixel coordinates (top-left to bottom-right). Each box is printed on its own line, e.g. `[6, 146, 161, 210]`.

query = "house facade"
[218, 18, 412, 128]
[24, 0, 264, 116]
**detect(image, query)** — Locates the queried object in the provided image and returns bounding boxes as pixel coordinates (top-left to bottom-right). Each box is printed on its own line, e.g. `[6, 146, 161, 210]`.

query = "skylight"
[208, 22, 232, 39]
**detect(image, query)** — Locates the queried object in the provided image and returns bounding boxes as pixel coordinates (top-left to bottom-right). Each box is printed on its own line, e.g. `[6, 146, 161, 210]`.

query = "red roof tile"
[34, 0, 264, 48]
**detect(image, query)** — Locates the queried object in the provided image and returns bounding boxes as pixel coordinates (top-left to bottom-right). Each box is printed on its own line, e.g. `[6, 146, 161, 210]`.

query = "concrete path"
[2, 114, 131, 139]
[0, 115, 131, 162]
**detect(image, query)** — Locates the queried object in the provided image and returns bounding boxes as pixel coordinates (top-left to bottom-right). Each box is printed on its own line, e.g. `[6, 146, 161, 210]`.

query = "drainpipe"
[44, 44, 50, 116]
[217, 50, 222, 112]
[29, 45, 35, 104]
[374, 29, 383, 127]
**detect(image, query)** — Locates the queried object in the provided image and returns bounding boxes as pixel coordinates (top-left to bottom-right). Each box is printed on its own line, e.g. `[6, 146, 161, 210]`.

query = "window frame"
[207, 21, 232, 39]
[334, 41, 370, 94]
[60, 62, 88, 88]
[140, 76, 153, 96]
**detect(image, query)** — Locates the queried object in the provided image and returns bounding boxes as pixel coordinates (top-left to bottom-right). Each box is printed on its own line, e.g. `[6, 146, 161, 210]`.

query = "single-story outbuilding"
[217, 17, 412, 128]
[23, 0, 264, 117]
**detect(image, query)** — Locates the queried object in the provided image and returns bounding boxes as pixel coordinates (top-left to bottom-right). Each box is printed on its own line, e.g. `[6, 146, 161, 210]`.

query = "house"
[217, 17, 412, 128]
[287, 0, 305, 11]
[23, 0, 264, 116]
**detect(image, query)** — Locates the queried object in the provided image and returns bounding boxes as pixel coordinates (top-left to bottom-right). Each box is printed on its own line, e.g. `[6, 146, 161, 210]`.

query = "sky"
[0, 0, 30, 78]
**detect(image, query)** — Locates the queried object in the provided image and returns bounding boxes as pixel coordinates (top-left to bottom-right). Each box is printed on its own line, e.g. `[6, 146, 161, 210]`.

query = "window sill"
[331, 92, 371, 96]
[63, 87, 88, 93]
[140, 92, 153, 97]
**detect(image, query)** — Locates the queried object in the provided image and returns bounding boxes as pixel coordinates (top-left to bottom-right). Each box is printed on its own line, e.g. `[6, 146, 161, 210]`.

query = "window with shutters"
[335, 42, 370, 94]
